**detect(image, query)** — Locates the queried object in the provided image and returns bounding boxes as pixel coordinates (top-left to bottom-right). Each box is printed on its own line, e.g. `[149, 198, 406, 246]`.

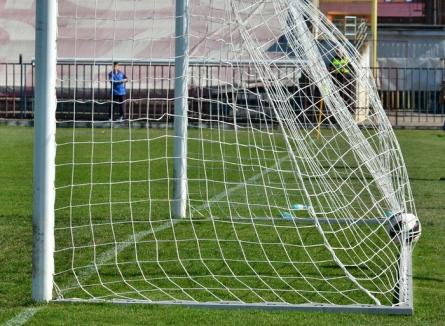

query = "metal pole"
[172, 0, 189, 218]
[371, 0, 378, 69]
[19, 54, 24, 118]
[32, 0, 57, 302]
[397, 244, 412, 306]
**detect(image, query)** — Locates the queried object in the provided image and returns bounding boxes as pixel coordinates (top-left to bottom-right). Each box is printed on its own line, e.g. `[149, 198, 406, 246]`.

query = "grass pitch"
[0, 126, 444, 325]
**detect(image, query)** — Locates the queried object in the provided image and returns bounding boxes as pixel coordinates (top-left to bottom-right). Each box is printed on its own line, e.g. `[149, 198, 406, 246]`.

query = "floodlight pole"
[371, 0, 378, 69]
[32, 0, 57, 302]
[172, 0, 189, 218]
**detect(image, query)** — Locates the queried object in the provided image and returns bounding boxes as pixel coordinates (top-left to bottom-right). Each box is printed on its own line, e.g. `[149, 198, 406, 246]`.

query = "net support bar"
[57, 299, 413, 315]
[32, 0, 57, 302]
[399, 244, 413, 308]
[172, 0, 189, 218]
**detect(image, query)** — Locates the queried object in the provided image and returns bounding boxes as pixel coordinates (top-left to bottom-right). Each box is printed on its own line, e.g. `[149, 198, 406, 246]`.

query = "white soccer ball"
[387, 213, 421, 244]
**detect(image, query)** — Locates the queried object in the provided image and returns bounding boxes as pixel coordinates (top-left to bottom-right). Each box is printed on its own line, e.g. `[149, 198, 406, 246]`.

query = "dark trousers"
[333, 73, 355, 114]
[109, 94, 125, 120]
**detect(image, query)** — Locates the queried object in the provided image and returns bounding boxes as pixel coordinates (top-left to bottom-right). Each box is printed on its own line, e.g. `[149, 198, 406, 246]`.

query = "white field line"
[197, 155, 289, 211]
[3, 155, 288, 325]
[1, 220, 178, 326]
[2, 307, 43, 326]
[65, 220, 176, 290]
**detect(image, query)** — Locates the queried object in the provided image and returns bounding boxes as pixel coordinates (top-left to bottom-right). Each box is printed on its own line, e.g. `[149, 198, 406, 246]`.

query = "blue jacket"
[109, 70, 127, 96]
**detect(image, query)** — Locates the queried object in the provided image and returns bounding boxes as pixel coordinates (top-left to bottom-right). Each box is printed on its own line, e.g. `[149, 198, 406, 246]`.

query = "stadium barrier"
[0, 61, 444, 127]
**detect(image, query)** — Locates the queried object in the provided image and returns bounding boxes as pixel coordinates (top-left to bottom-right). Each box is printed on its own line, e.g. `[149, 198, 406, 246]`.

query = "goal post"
[32, 0, 57, 302]
[32, 0, 420, 314]
[172, 0, 189, 219]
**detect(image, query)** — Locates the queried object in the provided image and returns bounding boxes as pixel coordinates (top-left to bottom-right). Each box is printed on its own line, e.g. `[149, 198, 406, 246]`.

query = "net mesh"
[53, 0, 416, 307]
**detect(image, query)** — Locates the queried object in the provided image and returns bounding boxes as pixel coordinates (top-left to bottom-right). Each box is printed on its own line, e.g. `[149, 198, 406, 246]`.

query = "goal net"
[42, 0, 419, 312]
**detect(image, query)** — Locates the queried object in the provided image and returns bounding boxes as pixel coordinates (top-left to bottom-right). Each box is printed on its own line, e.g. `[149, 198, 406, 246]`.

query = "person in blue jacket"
[108, 62, 127, 121]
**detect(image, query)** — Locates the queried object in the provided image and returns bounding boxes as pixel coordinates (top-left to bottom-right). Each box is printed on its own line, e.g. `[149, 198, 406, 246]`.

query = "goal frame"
[53, 232, 413, 315]
[32, 0, 414, 315]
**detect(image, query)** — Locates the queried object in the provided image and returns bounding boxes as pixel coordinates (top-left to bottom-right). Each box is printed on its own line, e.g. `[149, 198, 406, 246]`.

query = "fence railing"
[0, 62, 34, 118]
[0, 61, 444, 127]
[375, 67, 445, 127]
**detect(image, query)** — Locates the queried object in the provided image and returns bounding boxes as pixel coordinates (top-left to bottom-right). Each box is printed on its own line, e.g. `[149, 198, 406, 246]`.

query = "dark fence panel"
[375, 67, 445, 127]
[0, 62, 34, 118]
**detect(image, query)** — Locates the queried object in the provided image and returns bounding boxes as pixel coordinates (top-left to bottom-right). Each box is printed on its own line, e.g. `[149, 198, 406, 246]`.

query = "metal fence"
[0, 61, 34, 118]
[375, 67, 445, 127]
[0, 61, 444, 127]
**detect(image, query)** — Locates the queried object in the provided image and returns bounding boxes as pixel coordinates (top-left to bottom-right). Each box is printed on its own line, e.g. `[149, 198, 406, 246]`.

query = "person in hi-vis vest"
[330, 50, 354, 114]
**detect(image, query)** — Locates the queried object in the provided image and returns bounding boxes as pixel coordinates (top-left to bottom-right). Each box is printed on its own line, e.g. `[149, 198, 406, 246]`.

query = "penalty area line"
[2, 157, 286, 325]
[2, 307, 43, 326]
[0, 220, 176, 326]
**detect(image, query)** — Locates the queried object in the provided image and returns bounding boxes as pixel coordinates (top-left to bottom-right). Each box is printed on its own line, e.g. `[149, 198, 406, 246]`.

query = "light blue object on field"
[280, 203, 312, 220]
[292, 203, 311, 210]
[280, 211, 295, 220]
[384, 210, 394, 218]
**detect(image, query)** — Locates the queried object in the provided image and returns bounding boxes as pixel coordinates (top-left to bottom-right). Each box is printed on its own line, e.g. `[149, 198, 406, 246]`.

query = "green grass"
[0, 126, 444, 325]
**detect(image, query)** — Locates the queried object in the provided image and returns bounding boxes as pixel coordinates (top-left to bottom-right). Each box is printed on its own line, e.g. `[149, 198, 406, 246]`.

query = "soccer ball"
[387, 213, 421, 244]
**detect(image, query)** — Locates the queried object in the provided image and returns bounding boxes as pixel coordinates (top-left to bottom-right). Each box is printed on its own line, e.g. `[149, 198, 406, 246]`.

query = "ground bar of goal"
[55, 298, 413, 315]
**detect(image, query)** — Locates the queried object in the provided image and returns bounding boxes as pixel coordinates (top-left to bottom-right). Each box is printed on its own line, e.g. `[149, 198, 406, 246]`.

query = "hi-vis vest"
[332, 57, 350, 75]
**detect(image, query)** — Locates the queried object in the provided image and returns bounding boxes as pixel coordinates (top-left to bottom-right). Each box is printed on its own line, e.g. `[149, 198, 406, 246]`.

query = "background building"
[318, 0, 445, 69]
[319, 0, 444, 25]
[317, 0, 445, 123]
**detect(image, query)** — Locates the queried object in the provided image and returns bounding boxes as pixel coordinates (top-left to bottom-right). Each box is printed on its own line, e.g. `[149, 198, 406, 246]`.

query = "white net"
[53, 0, 418, 308]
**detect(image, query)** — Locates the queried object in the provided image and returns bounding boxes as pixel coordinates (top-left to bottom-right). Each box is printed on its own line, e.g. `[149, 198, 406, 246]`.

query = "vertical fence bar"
[19, 54, 25, 118]
[32, 0, 57, 302]
[439, 68, 445, 115]
[5, 64, 9, 117]
[12, 63, 16, 116]
[24, 63, 29, 116]
[146, 64, 149, 120]
[395, 67, 399, 126]
[172, 0, 189, 218]
[138, 65, 141, 118]
[31, 61, 35, 114]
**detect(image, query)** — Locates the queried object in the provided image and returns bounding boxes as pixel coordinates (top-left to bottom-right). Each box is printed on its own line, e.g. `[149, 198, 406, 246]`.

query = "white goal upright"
[32, 0, 421, 314]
